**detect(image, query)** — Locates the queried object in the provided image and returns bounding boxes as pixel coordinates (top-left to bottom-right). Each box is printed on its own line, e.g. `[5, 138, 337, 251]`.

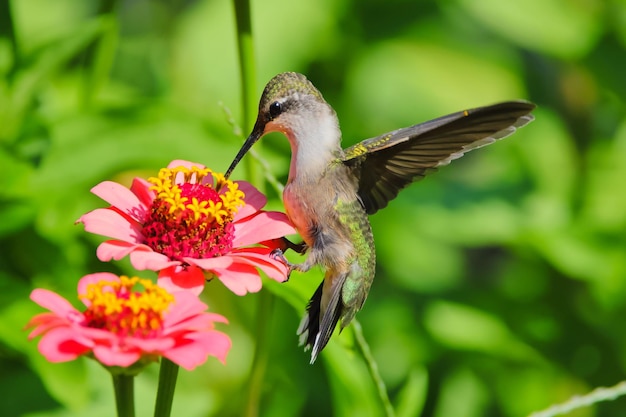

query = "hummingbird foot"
[264, 237, 308, 255]
[287, 240, 308, 255]
[270, 249, 296, 281]
[270, 248, 313, 281]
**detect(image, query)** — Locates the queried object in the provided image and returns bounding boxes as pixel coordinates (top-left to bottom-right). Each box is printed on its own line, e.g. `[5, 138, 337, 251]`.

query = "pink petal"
[165, 300, 228, 334]
[77, 273, 120, 304]
[164, 292, 209, 326]
[167, 160, 209, 186]
[126, 337, 174, 352]
[184, 256, 234, 271]
[92, 345, 141, 367]
[30, 289, 78, 317]
[26, 313, 69, 338]
[130, 177, 155, 208]
[79, 208, 144, 243]
[90, 181, 148, 223]
[234, 182, 267, 220]
[162, 343, 208, 370]
[167, 160, 203, 170]
[164, 331, 232, 369]
[233, 211, 296, 247]
[200, 172, 215, 188]
[229, 247, 290, 283]
[190, 331, 232, 364]
[37, 327, 92, 362]
[214, 263, 263, 295]
[96, 240, 143, 262]
[76, 326, 117, 343]
[129, 248, 180, 271]
[157, 265, 205, 295]
[165, 314, 220, 334]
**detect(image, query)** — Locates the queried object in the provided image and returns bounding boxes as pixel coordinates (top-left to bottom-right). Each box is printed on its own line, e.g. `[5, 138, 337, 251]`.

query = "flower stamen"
[80, 276, 174, 338]
[142, 166, 245, 262]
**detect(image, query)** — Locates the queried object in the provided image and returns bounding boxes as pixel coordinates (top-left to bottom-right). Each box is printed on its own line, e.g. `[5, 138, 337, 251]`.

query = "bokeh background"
[2, 0, 625, 416]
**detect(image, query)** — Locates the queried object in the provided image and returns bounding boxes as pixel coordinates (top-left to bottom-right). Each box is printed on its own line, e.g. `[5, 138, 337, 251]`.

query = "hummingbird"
[224, 72, 535, 363]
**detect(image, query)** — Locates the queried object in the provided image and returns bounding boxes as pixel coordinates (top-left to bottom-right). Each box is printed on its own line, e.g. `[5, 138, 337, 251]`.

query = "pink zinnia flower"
[77, 160, 295, 295]
[25, 273, 231, 371]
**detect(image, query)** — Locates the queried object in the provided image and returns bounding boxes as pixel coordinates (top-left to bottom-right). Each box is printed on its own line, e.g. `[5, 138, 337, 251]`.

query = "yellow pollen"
[185, 197, 208, 222]
[80, 276, 174, 336]
[148, 165, 246, 225]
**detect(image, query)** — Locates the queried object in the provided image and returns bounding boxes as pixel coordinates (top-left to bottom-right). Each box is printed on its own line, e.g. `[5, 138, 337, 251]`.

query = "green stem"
[353, 320, 396, 417]
[528, 380, 626, 417]
[232, 3, 274, 417]
[112, 373, 136, 417]
[222, 7, 279, 406]
[244, 292, 275, 417]
[154, 358, 180, 417]
[232, 0, 263, 189]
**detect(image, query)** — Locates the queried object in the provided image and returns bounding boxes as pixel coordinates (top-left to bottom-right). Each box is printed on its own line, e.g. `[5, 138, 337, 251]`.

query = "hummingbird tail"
[297, 279, 343, 364]
[297, 283, 323, 353]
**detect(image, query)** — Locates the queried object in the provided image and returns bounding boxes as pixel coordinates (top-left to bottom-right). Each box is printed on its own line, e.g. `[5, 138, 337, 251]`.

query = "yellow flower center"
[148, 166, 244, 225]
[80, 276, 174, 337]
[141, 166, 246, 261]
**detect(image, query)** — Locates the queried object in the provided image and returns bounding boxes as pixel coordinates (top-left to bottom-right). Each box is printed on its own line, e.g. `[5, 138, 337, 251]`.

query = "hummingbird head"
[224, 72, 341, 180]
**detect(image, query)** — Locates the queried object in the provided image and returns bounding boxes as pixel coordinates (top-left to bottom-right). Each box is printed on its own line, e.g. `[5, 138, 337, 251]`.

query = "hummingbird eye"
[269, 101, 283, 119]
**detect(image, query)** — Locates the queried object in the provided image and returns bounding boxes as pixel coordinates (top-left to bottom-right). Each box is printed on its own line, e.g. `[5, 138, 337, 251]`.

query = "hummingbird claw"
[270, 248, 297, 282]
[270, 248, 288, 263]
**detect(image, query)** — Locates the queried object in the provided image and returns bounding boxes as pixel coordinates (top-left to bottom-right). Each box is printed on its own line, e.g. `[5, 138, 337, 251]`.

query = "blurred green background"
[1, 0, 625, 416]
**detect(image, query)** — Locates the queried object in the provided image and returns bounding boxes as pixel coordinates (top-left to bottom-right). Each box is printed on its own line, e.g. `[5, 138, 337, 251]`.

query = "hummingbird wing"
[341, 101, 536, 215]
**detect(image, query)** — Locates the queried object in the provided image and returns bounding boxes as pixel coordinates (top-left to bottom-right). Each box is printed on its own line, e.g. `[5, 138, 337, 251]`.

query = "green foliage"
[1, 0, 625, 416]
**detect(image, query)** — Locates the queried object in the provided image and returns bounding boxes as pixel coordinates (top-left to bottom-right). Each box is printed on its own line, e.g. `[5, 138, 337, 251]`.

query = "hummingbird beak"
[224, 121, 265, 180]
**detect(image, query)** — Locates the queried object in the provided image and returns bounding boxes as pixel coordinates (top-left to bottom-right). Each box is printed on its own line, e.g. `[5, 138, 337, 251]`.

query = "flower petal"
[165, 313, 225, 335]
[79, 208, 144, 243]
[90, 181, 148, 223]
[184, 256, 234, 271]
[129, 248, 180, 271]
[233, 211, 296, 247]
[92, 345, 141, 367]
[130, 245, 180, 271]
[229, 247, 291, 283]
[214, 263, 264, 295]
[167, 160, 203, 170]
[130, 177, 155, 208]
[157, 265, 205, 295]
[234, 181, 267, 220]
[125, 336, 174, 352]
[26, 313, 69, 338]
[164, 293, 228, 334]
[77, 273, 121, 305]
[164, 291, 209, 326]
[30, 289, 78, 317]
[96, 240, 142, 262]
[164, 330, 232, 369]
[37, 327, 92, 362]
